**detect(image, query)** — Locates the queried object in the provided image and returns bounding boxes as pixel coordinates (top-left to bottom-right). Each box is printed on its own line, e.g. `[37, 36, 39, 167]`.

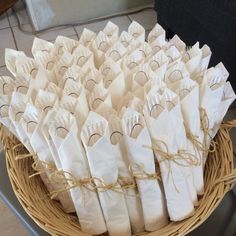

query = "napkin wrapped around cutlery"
[128, 21, 145, 44]
[20, 104, 56, 194]
[121, 108, 168, 231]
[170, 78, 204, 196]
[211, 82, 236, 137]
[81, 111, 131, 236]
[32, 37, 55, 57]
[118, 31, 138, 53]
[100, 60, 125, 108]
[40, 109, 75, 213]
[5, 48, 27, 76]
[148, 23, 165, 46]
[147, 50, 169, 81]
[0, 94, 13, 132]
[59, 65, 83, 88]
[55, 35, 79, 54]
[162, 87, 198, 204]
[199, 63, 228, 161]
[91, 31, 111, 67]
[103, 21, 119, 43]
[79, 28, 96, 48]
[105, 42, 127, 65]
[183, 42, 202, 76]
[15, 56, 38, 79]
[72, 44, 95, 71]
[82, 68, 102, 92]
[143, 92, 195, 221]
[34, 51, 56, 71]
[131, 63, 156, 91]
[0, 76, 15, 96]
[8, 92, 33, 152]
[88, 83, 112, 111]
[109, 115, 145, 233]
[49, 108, 107, 235]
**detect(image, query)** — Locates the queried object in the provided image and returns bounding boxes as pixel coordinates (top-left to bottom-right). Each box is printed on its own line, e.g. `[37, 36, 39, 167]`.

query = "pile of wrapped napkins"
[0, 21, 235, 235]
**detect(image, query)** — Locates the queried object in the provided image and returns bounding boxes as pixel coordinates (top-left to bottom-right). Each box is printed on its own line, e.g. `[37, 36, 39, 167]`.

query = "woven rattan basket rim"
[1, 120, 236, 236]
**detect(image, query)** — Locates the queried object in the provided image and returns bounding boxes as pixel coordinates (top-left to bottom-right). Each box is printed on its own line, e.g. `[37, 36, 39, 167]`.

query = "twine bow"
[49, 170, 124, 201]
[144, 140, 200, 192]
[29, 158, 56, 178]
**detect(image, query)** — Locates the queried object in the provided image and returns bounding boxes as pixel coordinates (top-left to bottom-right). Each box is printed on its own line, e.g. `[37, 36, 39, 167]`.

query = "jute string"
[144, 140, 200, 192]
[200, 107, 217, 155]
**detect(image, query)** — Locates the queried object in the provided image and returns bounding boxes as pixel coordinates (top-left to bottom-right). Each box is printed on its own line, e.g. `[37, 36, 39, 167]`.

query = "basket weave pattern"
[1, 121, 236, 236]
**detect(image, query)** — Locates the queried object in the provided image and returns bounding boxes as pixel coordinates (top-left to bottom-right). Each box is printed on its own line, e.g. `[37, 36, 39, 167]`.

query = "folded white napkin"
[144, 92, 195, 221]
[128, 21, 145, 44]
[5, 48, 27, 76]
[109, 115, 145, 233]
[79, 28, 96, 48]
[81, 111, 131, 236]
[49, 108, 107, 235]
[121, 108, 168, 231]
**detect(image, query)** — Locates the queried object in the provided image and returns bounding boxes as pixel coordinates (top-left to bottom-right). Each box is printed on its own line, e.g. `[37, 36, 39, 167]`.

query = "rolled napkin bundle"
[54, 35, 79, 55]
[131, 63, 156, 92]
[82, 67, 102, 92]
[183, 42, 202, 76]
[121, 108, 168, 231]
[81, 111, 131, 236]
[60, 65, 84, 88]
[48, 108, 107, 235]
[103, 21, 119, 43]
[41, 109, 75, 213]
[91, 31, 111, 67]
[199, 63, 228, 163]
[147, 50, 169, 81]
[143, 91, 195, 221]
[79, 28, 96, 48]
[128, 21, 145, 44]
[99, 59, 125, 108]
[105, 41, 127, 64]
[9, 92, 32, 152]
[108, 115, 145, 233]
[166, 35, 186, 54]
[169, 76, 204, 195]
[72, 44, 95, 71]
[5, 48, 27, 76]
[88, 83, 112, 111]
[147, 23, 166, 52]
[211, 82, 236, 137]
[20, 104, 56, 194]
[31, 37, 55, 57]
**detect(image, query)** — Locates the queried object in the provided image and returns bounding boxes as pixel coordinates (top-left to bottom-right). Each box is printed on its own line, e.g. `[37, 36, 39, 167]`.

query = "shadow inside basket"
[0, 123, 235, 236]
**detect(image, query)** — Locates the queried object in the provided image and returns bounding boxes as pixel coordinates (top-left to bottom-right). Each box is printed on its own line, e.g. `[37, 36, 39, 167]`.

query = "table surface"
[0, 109, 236, 236]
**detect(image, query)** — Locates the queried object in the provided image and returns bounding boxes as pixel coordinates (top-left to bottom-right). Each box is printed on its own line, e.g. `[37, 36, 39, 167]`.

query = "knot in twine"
[50, 170, 95, 200]
[199, 107, 217, 153]
[29, 158, 56, 178]
[145, 140, 200, 167]
[49, 170, 124, 200]
[144, 140, 200, 192]
[118, 176, 136, 190]
[129, 163, 161, 180]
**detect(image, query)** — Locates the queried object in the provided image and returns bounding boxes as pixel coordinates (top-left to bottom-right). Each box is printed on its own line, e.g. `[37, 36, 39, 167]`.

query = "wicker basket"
[1, 120, 236, 236]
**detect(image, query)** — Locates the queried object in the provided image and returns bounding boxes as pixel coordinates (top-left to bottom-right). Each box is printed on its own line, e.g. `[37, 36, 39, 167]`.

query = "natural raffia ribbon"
[199, 107, 217, 154]
[144, 140, 200, 192]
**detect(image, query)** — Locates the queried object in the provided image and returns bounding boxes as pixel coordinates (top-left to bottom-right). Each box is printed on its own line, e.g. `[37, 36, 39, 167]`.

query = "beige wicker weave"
[1, 120, 236, 236]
